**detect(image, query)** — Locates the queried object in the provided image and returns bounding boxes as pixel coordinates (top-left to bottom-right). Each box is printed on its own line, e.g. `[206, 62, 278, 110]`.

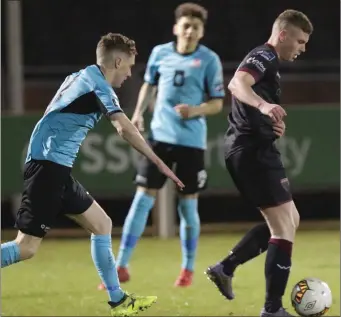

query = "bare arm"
[110, 112, 185, 189]
[195, 98, 223, 116]
[227, 71, 266, 108]
[110, 112, 184, 189]
[132, 82, 157, 117]
[228, 71, 286, 122]
[110, 112, 160, 164]
[174, 99, 223, 119]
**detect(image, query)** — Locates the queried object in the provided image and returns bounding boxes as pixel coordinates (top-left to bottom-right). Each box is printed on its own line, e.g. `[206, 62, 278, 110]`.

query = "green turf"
[2, 231, 340, 316]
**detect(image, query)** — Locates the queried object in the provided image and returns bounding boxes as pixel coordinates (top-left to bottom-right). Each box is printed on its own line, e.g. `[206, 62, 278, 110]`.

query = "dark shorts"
[225, 144, 292, 209]
[15, 159, 94, 238]
[134, 140, 207, 195]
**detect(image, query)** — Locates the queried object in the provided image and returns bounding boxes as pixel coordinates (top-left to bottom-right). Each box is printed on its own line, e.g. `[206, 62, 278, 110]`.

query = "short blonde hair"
[275, 9, 313, 34]
[96, 33, 137, 65]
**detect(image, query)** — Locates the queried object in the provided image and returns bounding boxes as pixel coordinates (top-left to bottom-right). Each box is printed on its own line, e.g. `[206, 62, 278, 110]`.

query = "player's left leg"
[260, 200, 299, 317]
[173, 146, 207, 287]
[65, 178, 157, 316]
[1, 231, 42, 267]
[3, 159, 68, 268]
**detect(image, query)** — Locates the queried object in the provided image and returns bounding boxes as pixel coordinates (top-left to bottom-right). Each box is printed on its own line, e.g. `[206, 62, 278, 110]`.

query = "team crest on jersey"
[259, 50, 276, 61]
[191, 58, 202, 67]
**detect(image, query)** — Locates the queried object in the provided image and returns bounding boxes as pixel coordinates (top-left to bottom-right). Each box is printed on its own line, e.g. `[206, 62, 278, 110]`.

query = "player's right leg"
[115, 143, 172, 278]
[206, 222, 270, 300]
[114, 186, 158, 281]
[206, 152, 271, 300]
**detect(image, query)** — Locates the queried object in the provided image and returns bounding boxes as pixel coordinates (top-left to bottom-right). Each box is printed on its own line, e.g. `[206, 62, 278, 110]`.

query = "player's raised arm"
[228, 56, 286, 123]
[109, 112, 184, 190]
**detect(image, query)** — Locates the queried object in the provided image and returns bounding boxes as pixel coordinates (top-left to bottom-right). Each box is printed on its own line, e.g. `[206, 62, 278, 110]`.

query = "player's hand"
[273, 120, 286, 137]
[259, 102, 286, 123]
[174, 104, 194, 119]
[155, 159, 185, 190]
[131, 114, 144, 132]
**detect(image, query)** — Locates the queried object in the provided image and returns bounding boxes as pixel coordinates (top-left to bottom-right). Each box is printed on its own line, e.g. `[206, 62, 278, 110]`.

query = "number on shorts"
[197, 170, 207, 189]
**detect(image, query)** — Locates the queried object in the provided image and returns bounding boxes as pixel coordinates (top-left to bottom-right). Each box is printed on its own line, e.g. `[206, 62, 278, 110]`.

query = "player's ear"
[278, 29, 287, 43]
[114, 57, 122, 69]
[198, 26, 204, 40]
[173, 23, 178, 36]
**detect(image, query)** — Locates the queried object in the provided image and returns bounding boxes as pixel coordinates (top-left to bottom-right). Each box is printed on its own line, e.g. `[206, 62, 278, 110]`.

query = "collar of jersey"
[264, 43, 279, 59]
[95, 64, 105, 78]
[172, 41, 200, 56]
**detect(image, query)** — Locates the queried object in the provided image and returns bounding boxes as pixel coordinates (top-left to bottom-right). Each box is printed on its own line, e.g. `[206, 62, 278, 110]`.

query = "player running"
[205, 10, 313, 317]
[98, 2, 225, 290]
[1, 33, 184, 316]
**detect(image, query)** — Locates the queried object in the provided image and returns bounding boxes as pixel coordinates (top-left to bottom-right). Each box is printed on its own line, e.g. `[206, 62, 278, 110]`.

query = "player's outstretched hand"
[156, 160, 185, 190]
[273, 120, 286, 137]
[131, 114, 145, 132]
[259, 102, 286, 123]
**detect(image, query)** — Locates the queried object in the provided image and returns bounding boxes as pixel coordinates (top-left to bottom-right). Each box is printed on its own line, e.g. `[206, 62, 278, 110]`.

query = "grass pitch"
[1, 230, 340, 316]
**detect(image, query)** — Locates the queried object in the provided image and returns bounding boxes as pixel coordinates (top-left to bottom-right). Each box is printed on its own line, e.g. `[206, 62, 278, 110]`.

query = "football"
[291, 278, 332, 316]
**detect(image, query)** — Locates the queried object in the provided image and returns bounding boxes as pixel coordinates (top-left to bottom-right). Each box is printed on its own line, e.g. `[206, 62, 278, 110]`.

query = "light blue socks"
[117, 191, 155, 267]
[91, 234, 125, 303]
[1, 241, 21, 268]
[178, 198, 200, 271]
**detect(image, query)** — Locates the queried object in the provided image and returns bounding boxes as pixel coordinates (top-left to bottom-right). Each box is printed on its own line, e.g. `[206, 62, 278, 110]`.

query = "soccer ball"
[291, 278, 332, 316]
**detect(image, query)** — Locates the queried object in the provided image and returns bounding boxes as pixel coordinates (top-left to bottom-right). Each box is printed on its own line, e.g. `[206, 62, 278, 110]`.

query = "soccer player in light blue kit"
[98, 3, 225, 289]
[1, 33, 184, 316]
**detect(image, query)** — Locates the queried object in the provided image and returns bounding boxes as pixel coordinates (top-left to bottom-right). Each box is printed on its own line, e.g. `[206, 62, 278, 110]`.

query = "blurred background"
[1, 0, 340, 236]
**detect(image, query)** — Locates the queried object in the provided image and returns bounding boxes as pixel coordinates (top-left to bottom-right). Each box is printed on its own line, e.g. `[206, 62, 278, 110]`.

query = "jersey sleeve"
[94, 87, 123, 117]
[144, 46, 161, 85]
[205, 54, 225, 99]
[237, 50, 276, 82]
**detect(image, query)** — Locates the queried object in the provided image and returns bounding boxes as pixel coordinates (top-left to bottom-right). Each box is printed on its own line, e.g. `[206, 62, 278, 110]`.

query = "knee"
[92, 215, 113, 235]
[137, 186, 157, 198]
[178, 196, 200, 227]
[126, 188, 156, 220]
[180, 211, 200, 228]
[15, 235, 41, 261]
[262, 201, 298, 242]
[292, 207, 300, 229]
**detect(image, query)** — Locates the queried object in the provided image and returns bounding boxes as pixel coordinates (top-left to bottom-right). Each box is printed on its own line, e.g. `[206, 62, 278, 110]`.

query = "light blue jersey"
[144, 42, 225, 150]
[26, 65, 122, 167]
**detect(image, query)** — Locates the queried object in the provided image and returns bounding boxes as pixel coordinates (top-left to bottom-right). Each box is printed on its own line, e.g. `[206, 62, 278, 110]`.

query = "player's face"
[279, 26, 310, 62]
[112, 53, 135, 87]
[173, 16, 204, 46]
